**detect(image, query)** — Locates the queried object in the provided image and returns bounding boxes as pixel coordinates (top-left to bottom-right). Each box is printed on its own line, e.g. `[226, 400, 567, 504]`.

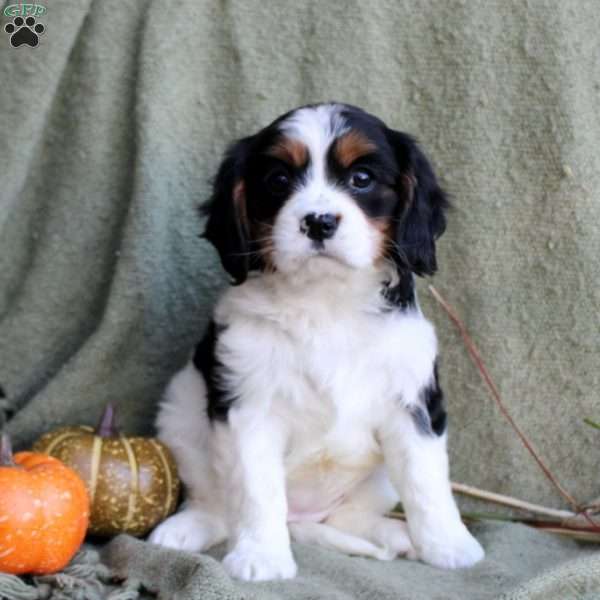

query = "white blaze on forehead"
[279, 104, 348, 180]
[270, 105, 381, 273]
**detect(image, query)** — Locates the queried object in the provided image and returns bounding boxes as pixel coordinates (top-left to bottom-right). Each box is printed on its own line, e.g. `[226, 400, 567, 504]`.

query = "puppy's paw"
[418, 526, 484, 569]
[223, 541, 297, 581]
[148, 510, 212, 553]
[375, 518, 415, 558]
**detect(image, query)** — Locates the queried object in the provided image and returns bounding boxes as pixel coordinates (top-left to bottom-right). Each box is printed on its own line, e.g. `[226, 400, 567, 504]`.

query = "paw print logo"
[4, 16, 45, 48]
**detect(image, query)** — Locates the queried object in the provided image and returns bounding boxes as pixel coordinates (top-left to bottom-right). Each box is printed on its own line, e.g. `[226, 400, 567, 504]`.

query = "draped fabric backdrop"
[0, 1, 598, 598]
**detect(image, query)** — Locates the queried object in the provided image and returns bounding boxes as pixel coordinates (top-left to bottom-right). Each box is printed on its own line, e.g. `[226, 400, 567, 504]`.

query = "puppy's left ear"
[386, 130, 449, 277]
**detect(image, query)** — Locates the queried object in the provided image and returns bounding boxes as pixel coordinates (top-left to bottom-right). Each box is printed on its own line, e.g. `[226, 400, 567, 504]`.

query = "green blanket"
[1, 0, 599, 598]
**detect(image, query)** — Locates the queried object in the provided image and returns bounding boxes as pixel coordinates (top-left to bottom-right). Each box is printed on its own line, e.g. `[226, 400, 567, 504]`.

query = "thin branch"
[584, 418, 600, 431]
[451, 482, 575, 520]
[531, 526, 600, 543]
[389, 511, 600, 543]
[581, 498, 600, 512]
[428, 285, 599, 531]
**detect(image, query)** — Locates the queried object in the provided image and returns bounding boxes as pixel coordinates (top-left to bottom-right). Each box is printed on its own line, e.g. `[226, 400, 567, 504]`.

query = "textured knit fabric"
[1, 1, 599, 598]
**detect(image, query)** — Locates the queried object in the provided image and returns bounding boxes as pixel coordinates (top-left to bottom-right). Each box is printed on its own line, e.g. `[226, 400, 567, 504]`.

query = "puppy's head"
[203, 103, 448, 285]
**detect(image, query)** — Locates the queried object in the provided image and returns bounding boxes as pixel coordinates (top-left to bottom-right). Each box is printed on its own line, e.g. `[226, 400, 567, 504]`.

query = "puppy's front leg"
[380, 412, 484, 569]
[220, 411, 296, 581]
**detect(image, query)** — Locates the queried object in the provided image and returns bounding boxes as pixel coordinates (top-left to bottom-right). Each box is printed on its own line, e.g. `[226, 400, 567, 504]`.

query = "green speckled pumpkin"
[32, 405, 180, 537]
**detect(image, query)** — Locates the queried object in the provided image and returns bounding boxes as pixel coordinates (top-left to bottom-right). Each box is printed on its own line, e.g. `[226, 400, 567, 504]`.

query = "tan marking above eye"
[334, 130, 376, 168]
[267, 137, 308, 168]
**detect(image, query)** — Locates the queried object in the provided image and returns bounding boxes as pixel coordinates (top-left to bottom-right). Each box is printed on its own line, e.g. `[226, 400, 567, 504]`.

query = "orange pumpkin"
[0, 433, 90, 575]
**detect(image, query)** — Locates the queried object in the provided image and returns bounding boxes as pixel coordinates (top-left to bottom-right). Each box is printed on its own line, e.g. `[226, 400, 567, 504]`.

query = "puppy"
[149, 103, 484, 581]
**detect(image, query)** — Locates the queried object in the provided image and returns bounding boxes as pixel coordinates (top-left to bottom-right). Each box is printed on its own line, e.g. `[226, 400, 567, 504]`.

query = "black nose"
[300, 213, 340, 241]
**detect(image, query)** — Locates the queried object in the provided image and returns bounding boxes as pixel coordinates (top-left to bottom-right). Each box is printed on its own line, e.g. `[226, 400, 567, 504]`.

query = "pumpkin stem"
[96, 403, 118, 437]
[0, 432, 15, 466]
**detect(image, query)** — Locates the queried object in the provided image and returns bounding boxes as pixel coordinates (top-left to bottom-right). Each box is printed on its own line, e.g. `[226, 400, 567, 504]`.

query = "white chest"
[215, 270, 438, 519]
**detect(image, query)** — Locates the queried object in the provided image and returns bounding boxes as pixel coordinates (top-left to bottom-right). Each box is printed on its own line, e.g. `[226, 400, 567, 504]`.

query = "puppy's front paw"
[418, 526, 484, 569]
[223, 541, 297, 581]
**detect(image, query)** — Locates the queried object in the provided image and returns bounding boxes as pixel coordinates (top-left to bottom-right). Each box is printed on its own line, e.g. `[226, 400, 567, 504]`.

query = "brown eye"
[350, 168, 374, 190]
[265, 169, 291, 196]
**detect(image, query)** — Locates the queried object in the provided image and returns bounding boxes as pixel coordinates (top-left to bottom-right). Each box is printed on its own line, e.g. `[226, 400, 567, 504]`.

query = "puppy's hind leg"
[323, 466, 415, 560]
[149, 501, 226, 553]
[289, 467, 414, 561]
[150, 363, 226, 552]
[289, 521, 395, 561]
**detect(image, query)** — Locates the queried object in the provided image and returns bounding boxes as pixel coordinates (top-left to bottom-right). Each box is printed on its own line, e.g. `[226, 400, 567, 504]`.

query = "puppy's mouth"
[306, 242, 351, 268]
[309, 240, 338, 260]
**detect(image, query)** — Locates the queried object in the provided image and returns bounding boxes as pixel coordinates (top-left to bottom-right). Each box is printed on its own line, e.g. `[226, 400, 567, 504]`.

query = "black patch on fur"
[326, 107, 399, 220]
[385, 129, 449, 277]
[202, 137, 255, 285]
[202, 117, 311, 285]
[381, 272, 416, 310]
[411, 362, 447, 436]
[410, 405, 434, 436]
[325, 104, 450, 280]
[192, 321, 235, 421]
[244, 137, 311, 224]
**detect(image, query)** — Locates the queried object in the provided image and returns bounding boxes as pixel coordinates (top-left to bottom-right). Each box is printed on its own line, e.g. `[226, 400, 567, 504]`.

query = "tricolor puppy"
[150, 103, 484, 580]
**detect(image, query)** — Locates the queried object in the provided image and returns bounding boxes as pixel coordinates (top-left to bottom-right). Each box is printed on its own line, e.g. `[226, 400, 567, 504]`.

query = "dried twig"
[390, 481, 576, 521]
[451, 482, 574, 520]
[428, 285, 600, 531]
[584, 418, 600, 431]
[535, 526, 600, 543]
[388, 496, 600, 544]
[581, 498, 600, 513]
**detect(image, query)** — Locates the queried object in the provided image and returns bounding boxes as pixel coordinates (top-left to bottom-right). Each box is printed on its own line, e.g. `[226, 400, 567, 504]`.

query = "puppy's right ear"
[202, 138, 253, 285]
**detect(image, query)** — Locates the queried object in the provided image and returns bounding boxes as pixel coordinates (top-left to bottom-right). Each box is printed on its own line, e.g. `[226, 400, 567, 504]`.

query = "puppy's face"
[204, 103, 448, 284]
